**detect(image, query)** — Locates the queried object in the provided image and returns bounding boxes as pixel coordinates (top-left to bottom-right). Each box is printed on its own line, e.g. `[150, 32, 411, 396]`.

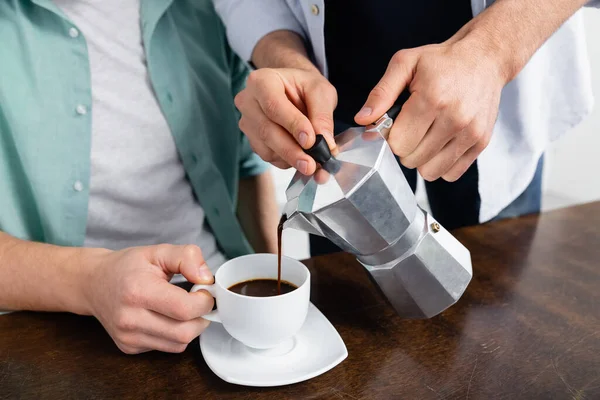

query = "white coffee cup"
[191, 253, 310, 349]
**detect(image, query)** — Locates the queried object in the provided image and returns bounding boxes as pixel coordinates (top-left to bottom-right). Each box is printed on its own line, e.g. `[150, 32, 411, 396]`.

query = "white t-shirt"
[52, 0, 227, 274]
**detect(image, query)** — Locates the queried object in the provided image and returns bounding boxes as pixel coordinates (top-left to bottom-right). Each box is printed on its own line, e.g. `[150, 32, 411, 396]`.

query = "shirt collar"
[30, 0, 64, 16]
[30, 0, 174, 33]
[140, 0, 174, 45]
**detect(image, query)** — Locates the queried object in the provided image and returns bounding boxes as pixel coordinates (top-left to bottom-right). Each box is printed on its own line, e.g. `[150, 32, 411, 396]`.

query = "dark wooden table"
[1, 203, 600, 399]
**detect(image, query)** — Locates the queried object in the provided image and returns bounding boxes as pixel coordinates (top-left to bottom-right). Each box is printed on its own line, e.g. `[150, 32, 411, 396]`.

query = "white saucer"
[200, 303, 347, 387]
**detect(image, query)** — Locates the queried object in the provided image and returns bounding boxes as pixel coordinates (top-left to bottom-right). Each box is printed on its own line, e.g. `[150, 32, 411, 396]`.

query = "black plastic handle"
[304, 134, 332, 165]
[386, 103, 402, 120]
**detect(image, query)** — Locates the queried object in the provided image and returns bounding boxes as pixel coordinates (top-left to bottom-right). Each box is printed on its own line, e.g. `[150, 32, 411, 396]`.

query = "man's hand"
[235, 67, 337, 175]
[85, 244, 214, 354]
[355, 0, 591, 183]
[355, 38, 506, 182]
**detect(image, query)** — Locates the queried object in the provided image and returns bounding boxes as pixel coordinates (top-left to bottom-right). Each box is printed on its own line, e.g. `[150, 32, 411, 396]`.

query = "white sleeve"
[213, 0, 306, 62]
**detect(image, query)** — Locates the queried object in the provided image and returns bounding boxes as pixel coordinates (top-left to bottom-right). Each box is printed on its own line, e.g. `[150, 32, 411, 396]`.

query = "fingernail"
[298, 131, 308, 148]
[296, 160, 309, 175]
[356, 107, 372, 119]
[198, 265, 212, 282]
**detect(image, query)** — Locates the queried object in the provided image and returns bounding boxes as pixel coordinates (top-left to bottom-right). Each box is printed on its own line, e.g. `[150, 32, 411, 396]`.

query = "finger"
[248, 99, 317, 175]
[355, 50, 419, 125]
[151, 244, 212, 285]
[400, 116, 457, 169]
[418, 118, 491, 181]
[239, 94, 306, 164]
[314, 168, 330, 185]
[442, 136, 490, 182]
[144, 279, 215, 321]
[246, 135, 290, 169]
[417, 138, 465, 182]
[244, 132, 278, 163]
[271, 160, 291, 170]
[386, 93, 436, 158]
[135, 309, 211, 345]
[303, 83, 337, 148]
[118, 333, 190, 354]
[415, 117, 486, 179]
[321, 131, 337, 152]
[252, 71, 317, 149]
[239, 100, 280, 163]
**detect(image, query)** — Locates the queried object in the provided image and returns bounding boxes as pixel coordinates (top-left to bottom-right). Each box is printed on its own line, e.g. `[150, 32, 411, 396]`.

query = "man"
[214, 0, 598, 255]
[0, 0, 279, 354]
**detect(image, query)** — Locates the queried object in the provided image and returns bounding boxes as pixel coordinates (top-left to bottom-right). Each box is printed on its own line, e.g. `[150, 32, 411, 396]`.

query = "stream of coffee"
[277, 214, 288, 295]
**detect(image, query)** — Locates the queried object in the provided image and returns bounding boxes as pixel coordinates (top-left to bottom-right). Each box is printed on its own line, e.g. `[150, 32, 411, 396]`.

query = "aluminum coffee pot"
[282, 109, 472, 318]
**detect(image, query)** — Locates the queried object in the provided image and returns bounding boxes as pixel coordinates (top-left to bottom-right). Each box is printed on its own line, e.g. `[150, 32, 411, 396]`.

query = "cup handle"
[191, 284, 221, 323]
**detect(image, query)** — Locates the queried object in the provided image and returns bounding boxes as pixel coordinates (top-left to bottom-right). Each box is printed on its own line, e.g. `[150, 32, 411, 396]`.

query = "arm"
[233, 30, 338, 175]
[237, 170, 279, 254]
[463, 0, 593, 82]
[0, 231, 214, 354]
[354, 0, 592, 182]
[0, 231, 98, 314]
[212, 0, 306, 62]
[251, 30, 316, 71]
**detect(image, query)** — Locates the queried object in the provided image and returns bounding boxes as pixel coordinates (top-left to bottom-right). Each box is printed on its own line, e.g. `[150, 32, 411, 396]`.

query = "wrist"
[252, 30, 319, 73]
[0, 232, 112, 315]
[457, 26, 519, 85]
[451, 0, 530, 84]
[69, 247, 112, 316]
[455, 0, 589, 84]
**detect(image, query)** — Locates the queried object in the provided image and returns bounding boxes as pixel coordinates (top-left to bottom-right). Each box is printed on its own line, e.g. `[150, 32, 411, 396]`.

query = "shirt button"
[76, 104, 87, 115]
[73, 181, 83, 192]
[311, 4, 320, 16]
[69, 27, 80, 38]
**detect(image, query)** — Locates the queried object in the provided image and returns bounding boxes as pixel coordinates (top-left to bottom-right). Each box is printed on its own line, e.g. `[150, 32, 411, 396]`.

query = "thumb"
[151, 244, 213, 285]
[355, 50, 418, 125]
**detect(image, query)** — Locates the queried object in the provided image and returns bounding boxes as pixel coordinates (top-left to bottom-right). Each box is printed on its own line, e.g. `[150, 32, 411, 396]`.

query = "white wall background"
[274, 8, 600, 260]
[543, 9, 600, 210]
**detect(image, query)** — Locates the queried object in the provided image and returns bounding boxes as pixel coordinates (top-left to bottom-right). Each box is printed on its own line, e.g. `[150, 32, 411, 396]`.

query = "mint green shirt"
[0, 0, 267, 258]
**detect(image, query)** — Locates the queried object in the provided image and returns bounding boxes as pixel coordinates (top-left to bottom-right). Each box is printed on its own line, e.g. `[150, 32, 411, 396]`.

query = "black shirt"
[324, 1, 473, 125]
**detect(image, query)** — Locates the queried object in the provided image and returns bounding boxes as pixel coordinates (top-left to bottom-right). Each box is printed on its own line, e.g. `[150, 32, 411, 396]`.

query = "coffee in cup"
[228, 279, 297, 297]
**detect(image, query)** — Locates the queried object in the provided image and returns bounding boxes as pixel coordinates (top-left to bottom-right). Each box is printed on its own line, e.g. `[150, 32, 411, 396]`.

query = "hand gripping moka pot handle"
[190, 284, 221, 323]
[303, 103, 402, 169]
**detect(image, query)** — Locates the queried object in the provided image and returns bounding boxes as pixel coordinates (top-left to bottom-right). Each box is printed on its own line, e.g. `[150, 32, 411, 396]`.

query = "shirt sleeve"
[586, 0, 600, 7]
[213, 0, 305, 62]
[227, 45, 270, 178]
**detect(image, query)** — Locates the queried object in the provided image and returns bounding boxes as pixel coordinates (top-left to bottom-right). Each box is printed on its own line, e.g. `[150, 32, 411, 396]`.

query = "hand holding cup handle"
[191, 284, 220, 322]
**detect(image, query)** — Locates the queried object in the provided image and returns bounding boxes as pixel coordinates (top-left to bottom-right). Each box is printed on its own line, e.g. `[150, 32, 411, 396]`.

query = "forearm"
[0, 232, 103, 314]
[252, 30, 319, 72]
[459, 0, 589, 82]
[236, 170, 279, 254]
